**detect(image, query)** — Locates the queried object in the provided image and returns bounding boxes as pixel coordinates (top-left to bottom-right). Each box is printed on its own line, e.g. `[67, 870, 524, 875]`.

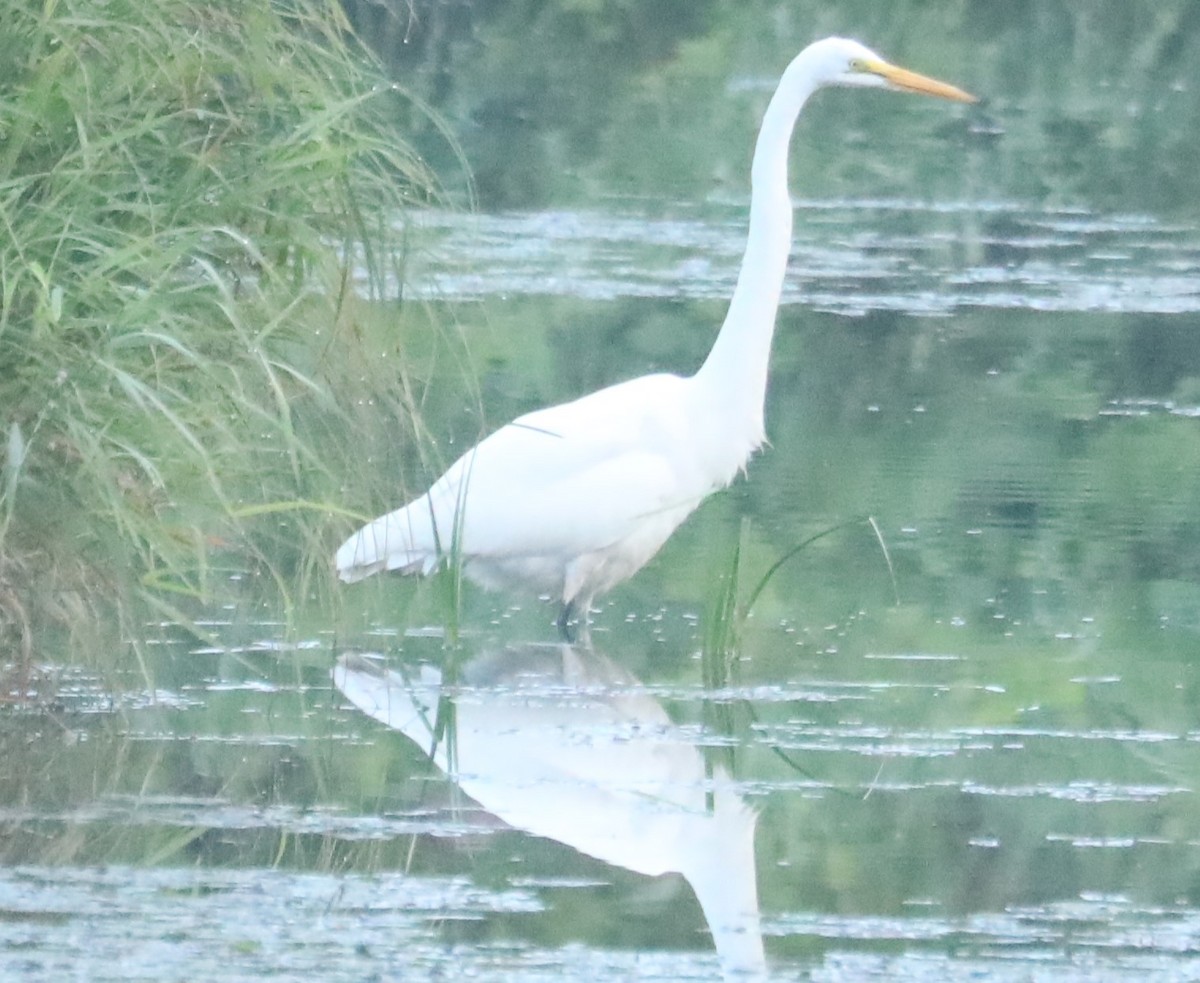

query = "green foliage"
[345, 0, 719, 205]
[346, 0, 1200, 215]
[0, 0, 456, 671]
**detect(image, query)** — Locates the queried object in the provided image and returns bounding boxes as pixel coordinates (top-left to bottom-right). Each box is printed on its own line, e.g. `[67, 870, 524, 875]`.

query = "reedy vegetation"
[0, 0, 453, 677]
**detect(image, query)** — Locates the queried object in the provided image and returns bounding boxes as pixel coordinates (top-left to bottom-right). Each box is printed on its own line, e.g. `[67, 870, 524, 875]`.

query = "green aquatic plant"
[697, 515, 897, 794]
[701, 515, 895, 671]
[0, 0, 461, 683]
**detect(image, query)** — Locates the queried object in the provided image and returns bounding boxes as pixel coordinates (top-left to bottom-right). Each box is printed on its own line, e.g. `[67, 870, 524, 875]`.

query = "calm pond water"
[6, 192, 1200, 980]
[7, 12, 1200, 981]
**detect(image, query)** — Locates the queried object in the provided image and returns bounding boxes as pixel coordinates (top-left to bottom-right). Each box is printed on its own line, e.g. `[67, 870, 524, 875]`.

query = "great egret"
[336, 37, 975, 637]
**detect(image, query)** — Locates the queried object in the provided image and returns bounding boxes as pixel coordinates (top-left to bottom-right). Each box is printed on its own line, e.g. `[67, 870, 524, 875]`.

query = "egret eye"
[849, 57, 867, 72]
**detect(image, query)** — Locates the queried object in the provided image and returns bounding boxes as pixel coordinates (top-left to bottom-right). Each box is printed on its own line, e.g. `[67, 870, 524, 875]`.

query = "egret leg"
[575, 614, 592, 647]
[557, 598, 594, 646]
[556, 601, 577, 643]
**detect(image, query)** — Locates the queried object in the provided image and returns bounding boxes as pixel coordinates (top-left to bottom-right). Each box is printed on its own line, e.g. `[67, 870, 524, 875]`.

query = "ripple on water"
[379, 202, 1200, 316]
[775, 897, 1200, 982]
[0, 796, 494, 841]
[0, 864, 746, 983]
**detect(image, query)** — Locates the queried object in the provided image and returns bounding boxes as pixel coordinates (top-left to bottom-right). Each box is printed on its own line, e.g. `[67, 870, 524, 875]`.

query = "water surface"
[7, 12, 1200, 980]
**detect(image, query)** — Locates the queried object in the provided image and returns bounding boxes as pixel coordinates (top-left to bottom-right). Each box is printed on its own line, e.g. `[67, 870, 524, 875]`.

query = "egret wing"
[335, 373, 702, 580]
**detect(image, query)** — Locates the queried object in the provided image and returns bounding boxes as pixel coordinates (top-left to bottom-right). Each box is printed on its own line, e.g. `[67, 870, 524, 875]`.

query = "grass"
[701, 514, 898, 667]
[697, 514, 899, 786]
[0, 0, 465, 690]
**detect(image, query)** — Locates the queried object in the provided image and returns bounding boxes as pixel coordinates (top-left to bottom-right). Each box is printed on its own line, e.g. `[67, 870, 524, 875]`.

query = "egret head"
[807, 37, 977, 103]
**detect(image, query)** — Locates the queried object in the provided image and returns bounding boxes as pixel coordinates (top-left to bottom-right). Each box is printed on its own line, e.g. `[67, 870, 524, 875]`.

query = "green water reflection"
[7, 2, 1200, 979]
[351, 0, 1200, 219]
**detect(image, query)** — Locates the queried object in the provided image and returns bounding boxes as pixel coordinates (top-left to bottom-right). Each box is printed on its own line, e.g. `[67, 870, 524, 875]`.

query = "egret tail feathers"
[334, 507, 441, 583]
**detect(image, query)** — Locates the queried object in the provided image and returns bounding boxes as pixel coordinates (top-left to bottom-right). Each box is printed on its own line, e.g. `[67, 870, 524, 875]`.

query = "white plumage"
[336, 38, 974, 635]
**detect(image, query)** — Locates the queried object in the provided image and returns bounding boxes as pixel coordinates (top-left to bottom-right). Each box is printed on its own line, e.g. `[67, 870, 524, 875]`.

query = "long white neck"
[682, 788, 766, 980]
[693, 50, 821, 451]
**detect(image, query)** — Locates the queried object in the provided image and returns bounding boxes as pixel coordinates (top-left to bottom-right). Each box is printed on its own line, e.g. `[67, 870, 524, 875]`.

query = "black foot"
[556, 601, 577, 643]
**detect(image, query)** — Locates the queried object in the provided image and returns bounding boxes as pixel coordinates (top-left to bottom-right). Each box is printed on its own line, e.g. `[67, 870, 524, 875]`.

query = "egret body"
[336, 38, 975, 636]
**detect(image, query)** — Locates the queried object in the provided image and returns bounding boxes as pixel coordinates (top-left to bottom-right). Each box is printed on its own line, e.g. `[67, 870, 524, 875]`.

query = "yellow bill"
[863, 58, 978, 103]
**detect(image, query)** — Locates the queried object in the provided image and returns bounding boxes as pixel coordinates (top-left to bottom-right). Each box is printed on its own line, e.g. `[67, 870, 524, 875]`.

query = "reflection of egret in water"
[333, 644, 765, 980]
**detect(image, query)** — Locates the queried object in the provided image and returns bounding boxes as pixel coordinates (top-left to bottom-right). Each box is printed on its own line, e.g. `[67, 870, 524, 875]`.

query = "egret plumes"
[335, 38, 975, 637]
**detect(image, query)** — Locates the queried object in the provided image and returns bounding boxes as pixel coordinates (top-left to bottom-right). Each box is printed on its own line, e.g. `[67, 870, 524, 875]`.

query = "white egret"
[336, 38, 975, 637]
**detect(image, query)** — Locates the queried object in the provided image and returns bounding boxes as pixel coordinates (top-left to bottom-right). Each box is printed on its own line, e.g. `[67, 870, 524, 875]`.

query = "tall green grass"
[0, 0, 459, 685]
[698, 516, 897, 784]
